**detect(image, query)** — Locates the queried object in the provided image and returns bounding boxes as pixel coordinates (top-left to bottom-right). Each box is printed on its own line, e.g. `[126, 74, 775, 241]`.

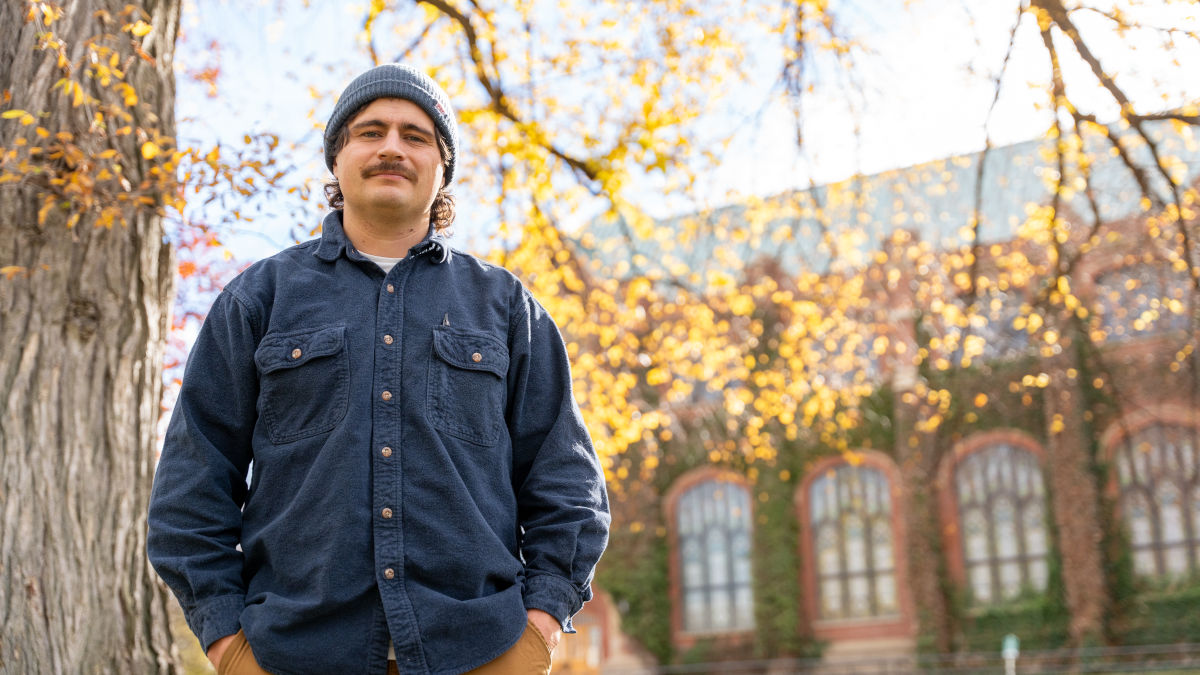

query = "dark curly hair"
[323, 116, 456, 234]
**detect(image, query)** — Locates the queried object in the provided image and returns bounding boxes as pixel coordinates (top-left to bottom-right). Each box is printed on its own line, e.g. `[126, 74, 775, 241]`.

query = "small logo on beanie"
[434, 102, 447, 116]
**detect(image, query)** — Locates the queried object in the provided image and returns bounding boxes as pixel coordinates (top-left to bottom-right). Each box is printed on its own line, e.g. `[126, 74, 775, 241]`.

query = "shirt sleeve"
[148, 289, 259, 651]
[507, 289, 611, 633]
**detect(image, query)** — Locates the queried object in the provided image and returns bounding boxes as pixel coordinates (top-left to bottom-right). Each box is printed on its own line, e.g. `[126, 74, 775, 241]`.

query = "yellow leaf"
[119, 83, 137, 107]
[20, 114, 35, 125]
[0, 265, 26, 280]
[1, 109, 28, 119]
[141, 141, 160, 160]
[37, 199, 54, 225]
[65, 212, 81, 229]
[129, 20, 152, 37]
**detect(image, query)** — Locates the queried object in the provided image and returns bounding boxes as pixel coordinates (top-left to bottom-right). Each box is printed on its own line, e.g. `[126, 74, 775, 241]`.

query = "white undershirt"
[362, 251, 402, 274]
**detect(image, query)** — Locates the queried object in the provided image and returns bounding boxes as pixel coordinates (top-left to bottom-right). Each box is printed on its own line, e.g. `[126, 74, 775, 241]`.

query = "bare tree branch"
[416, 0, 601, 186]
[1074, 5, 1200, 44]
[967, 0, 1026, 304]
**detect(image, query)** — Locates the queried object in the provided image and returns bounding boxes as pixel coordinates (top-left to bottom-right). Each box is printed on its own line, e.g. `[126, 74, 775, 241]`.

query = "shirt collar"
[313, 210, 451, 264]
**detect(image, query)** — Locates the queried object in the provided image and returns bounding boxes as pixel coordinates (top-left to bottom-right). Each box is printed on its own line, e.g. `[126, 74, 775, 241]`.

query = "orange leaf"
[178, 261, 196, 278]
[37, 199, 54, 225]
[0, 265, 26, 280]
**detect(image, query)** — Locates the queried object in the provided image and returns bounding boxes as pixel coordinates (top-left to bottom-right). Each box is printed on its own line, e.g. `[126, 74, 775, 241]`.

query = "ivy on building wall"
[598, 317, 1200, 663]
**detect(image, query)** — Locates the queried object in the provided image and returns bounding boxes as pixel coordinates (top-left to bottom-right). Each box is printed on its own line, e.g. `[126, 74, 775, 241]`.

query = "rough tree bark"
[0, 1, 180, 672]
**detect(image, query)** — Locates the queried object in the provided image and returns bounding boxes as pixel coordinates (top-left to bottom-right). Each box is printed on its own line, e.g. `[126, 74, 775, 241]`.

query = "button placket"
[374, 266, 422, 654]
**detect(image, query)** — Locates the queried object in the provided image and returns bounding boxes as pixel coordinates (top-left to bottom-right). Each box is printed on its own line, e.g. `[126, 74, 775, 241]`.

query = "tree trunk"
[0, 1, 180, 672]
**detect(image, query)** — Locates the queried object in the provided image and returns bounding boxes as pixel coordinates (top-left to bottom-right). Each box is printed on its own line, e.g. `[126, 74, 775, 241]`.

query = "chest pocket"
[254, 324, 349, 444]
[428, 326, 509, 446]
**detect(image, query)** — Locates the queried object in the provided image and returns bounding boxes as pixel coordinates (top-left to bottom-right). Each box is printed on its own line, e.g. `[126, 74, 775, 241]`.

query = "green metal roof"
[576, 120, 1200, 279]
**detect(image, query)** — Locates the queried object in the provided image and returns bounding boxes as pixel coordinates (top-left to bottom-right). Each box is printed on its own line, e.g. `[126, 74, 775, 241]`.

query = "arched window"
[954, 442, 1050, 603]
[1115, 422, 1200, 578]
[674, 476, 754, 633]
[1094, 262, 1190, 342]
[808, 462, 899, 620]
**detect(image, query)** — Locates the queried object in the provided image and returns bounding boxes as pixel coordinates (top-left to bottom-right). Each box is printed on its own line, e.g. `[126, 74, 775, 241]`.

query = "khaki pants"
[217, 620, 553, 675]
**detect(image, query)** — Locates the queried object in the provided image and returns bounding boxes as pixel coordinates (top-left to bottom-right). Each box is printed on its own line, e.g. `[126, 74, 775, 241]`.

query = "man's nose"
[378, 129, 406, 157]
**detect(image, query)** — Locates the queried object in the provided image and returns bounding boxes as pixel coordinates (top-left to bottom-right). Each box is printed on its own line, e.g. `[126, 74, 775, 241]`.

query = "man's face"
[332, 98, 445, 223]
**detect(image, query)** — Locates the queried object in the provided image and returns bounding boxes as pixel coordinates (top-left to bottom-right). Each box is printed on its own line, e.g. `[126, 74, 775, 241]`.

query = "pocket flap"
[255, 324, 346, 374]
[432, 327, 508, 378]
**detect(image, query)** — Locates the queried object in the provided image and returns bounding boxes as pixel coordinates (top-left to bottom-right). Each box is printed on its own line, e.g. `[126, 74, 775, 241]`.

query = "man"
[148, 63, 610, 675]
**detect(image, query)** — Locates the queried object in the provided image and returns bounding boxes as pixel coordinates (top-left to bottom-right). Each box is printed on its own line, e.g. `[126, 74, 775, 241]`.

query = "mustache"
[362, 161, 414, 180]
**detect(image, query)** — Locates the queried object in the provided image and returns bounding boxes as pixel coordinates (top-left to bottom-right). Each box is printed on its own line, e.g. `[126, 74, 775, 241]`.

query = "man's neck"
[341, 206, 429, 258]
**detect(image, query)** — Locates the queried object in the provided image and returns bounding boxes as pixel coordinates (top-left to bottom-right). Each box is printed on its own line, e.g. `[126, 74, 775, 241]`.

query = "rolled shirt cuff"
[186, 594, 245, 652]
[522, 573, 585, 634]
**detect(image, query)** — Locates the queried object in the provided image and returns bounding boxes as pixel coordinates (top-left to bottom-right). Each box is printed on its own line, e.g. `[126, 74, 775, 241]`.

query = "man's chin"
[353, 195, 432, 222]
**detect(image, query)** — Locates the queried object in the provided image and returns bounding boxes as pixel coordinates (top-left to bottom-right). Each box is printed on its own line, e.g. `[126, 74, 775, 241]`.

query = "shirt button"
[386, 284, 395, 293]
[381, 507, 393, 519]
[383, 568, 395, 580]
[383, 334, 394, 345]
[381, 391, 392, 401]
[381, 446, 392, 458]
[291, 348, 302, 359]
[471, 352, 482, 363]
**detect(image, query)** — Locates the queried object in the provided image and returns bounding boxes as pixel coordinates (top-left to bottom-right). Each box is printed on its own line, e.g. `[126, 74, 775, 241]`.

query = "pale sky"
[174, 0, 1200, 257]
[708, 0, 1200, 204]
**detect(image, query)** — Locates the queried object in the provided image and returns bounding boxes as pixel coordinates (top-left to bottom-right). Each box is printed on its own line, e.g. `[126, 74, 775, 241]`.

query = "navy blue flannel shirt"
[148, 212, 610, 675]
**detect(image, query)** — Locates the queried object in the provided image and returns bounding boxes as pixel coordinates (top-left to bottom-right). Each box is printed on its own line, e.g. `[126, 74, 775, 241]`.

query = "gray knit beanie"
[324, 64, 459, 184]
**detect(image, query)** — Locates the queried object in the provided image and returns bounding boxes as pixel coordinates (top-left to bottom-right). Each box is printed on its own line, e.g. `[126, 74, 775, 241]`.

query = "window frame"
[796, 450, 915, 641]
[937, 430, 1052, 607]
[664, 467, 757, 649]
[1087, 257, 1193, 345]
[1102, 407, 1200, 581]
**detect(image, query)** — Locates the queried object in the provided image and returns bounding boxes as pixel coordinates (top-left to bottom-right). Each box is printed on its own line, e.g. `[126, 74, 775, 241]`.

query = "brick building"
[570, 120, 1200, 667]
